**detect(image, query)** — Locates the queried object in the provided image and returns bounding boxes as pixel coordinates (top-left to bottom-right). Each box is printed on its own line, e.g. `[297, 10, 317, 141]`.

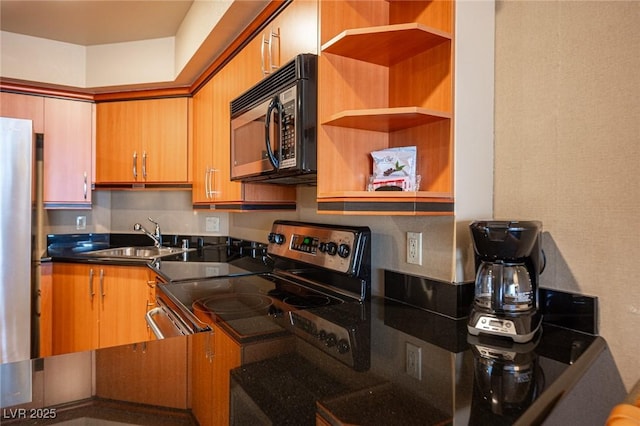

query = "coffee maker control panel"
[472, 316, 517, 337]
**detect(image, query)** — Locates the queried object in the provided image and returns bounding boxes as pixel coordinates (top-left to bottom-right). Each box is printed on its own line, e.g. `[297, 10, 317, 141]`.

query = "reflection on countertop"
[2, 295, 626, 425]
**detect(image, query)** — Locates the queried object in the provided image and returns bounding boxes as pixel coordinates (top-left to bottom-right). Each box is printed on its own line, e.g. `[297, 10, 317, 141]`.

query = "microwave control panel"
[279, 86, 297, 169]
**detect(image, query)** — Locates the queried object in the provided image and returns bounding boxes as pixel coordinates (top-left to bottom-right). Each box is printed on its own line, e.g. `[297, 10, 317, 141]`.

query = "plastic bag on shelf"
[368, 146, 420, 191]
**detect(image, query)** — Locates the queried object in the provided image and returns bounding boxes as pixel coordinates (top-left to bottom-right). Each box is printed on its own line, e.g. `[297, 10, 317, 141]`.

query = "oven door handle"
[146, 307, 169, 339]
[264, 95, 282, 169]
[145, 306, 194, 339]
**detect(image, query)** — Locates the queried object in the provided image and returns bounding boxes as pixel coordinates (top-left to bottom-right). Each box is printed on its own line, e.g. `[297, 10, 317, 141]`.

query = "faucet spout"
[134, 218, 162, 247]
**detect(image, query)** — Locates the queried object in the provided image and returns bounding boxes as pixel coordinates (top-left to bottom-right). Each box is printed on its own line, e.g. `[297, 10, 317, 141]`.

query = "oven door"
[231, 96, 280, 181]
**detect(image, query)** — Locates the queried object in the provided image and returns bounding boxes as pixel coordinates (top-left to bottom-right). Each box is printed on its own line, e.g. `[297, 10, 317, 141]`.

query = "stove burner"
[282, 294, 332, 309]
[194, 293, 273, 317]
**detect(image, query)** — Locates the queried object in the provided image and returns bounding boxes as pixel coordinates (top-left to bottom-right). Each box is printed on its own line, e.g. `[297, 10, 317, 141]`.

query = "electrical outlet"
[406, 342, 422, 380]
[205, 216, 220, 232]
[76, 216, 86, 230]
[406, 231, 422, 265]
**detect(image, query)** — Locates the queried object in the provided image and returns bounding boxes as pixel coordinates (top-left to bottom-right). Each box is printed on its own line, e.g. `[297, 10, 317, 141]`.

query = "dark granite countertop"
[39, 234, 626, 424]
[44, 233, 272, 276]
[230, 297, 625, 425]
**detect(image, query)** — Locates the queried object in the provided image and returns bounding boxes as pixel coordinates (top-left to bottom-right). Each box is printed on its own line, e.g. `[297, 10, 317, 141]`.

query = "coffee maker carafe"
[468, 221, 545, 343]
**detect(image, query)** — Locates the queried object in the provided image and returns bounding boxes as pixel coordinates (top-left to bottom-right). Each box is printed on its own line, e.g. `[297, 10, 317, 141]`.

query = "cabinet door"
[254, 0, 318, 78]
[52, 263, 99, 355]
[210, 60, 243, 202]
[97, 265, 151, 349]
[191, 325, 241, 426]
[0, 92, 44, 133]
[43, 97, 93, 207]
[95, 337, 188, 409]
[274, 0, 318, 65]
[212, 325, 242, 426]
[191, 331, 215, 426]
[139, 98, 188, 183]
[192, 78, 215, 204]
[96, 101, 139, 183]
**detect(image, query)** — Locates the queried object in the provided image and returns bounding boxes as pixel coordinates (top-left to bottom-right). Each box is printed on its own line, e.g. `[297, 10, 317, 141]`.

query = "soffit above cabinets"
[0, 0, 270, 93]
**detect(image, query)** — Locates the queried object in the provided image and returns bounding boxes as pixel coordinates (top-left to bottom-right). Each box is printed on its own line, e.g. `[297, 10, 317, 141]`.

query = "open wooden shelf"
[321, 23, 452, 66]
[322, 107, 451, 132]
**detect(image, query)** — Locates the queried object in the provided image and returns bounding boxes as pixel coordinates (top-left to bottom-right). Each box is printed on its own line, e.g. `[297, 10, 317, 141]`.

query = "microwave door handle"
[264, 96, 282, 169]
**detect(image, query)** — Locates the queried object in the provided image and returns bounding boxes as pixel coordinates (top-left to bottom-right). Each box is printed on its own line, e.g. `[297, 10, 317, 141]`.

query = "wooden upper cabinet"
[1, 92, 93, 208]
[96, 97, 188, 185]
[192, 78, 215, 204]
[43, 97, 93, 207]
[0, 92, 44, 133]
[316, 0, 455, 215]
[257, 0, 319, 77]
[190, 1, 314, 210]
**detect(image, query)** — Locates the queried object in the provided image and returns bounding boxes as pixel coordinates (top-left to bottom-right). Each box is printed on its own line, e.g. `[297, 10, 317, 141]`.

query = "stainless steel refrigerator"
[0, 117, 34, 406]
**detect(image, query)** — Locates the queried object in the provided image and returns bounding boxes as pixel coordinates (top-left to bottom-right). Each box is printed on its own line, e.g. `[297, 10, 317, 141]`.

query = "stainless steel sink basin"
[83, 246, 193, 260]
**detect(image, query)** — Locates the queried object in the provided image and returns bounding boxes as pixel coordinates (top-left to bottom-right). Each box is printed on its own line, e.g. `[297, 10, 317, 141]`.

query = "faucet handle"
[148, 217, 159, 226]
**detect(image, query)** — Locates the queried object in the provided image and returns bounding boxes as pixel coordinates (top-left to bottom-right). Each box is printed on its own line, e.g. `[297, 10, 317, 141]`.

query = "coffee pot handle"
[492, 262, 505, 309]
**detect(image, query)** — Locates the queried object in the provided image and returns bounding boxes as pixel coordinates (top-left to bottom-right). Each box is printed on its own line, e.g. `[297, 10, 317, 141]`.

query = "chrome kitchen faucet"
[134, 218, 162, 247]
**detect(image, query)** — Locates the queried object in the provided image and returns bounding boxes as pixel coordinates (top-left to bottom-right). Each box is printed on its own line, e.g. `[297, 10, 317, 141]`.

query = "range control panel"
[267, 221, 369, 276]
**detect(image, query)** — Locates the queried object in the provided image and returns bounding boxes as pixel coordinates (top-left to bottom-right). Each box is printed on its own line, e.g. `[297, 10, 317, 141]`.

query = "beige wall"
[494, 0, 640, 390]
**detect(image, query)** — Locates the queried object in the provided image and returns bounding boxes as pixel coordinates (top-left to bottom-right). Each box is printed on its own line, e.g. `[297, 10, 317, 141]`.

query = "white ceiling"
[0, 0, 194, 46]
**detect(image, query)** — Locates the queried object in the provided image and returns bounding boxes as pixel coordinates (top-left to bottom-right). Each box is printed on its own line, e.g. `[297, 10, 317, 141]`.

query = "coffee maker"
[467, 221, 545, 343]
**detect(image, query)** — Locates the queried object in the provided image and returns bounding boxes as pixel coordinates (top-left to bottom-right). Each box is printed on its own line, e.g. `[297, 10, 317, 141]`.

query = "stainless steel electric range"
[147, 220, 371, 371]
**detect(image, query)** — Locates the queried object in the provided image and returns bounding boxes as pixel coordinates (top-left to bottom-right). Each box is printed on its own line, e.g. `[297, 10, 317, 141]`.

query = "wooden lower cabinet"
[51, 263, 152, 355]
[191, 325, 295, 426]
[191, 326, 241, 426]
[95, 337, 189, 409]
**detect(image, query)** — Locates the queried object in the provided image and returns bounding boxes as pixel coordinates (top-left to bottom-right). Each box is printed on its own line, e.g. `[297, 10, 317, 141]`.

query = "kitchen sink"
[83, 246, 194, 260]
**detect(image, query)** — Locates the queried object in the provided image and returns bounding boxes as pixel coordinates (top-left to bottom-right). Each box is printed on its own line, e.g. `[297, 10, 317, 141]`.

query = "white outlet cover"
[76, 216, 86, 230]
[406, 231, 422, 265]
[206, 216, 220, 232]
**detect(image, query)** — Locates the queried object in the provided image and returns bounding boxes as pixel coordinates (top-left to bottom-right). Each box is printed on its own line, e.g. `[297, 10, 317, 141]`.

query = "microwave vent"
[231, 54, 317, 116]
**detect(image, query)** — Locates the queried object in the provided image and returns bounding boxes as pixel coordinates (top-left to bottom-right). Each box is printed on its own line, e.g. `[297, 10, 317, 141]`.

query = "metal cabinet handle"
[142, 151, 147, 179]
[99, 269, 105, 298]
[210, 168, 219, 199]
[133, 151, 138, 179]
[83, 172, 88, 200]
[88, 268, 95, 298]
[261, 34, 268, 75]
[205, 168, 211, 199]
[268, 28, 280, 72]
[146, 280, 156, 289]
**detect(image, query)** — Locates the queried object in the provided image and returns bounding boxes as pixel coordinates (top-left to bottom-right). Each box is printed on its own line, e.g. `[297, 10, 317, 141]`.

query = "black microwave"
[230, 53, 317, 184]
